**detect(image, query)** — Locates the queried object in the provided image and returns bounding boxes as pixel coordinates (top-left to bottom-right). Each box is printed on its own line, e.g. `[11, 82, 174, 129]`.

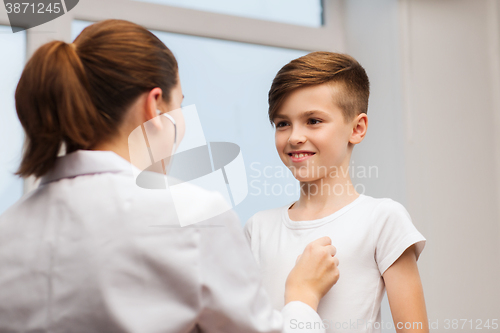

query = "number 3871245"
[5, 2, 62, 14]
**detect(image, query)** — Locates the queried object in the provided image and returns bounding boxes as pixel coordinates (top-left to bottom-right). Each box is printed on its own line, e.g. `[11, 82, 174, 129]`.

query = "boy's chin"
[292, 174, 321, 183]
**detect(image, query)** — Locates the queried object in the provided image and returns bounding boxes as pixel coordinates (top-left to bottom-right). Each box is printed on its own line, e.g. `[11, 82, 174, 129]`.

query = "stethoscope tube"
[157, 111, 177, 175]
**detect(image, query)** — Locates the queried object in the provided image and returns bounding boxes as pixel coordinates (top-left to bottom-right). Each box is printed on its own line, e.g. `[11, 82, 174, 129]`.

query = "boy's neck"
[289, 175, 360, 221]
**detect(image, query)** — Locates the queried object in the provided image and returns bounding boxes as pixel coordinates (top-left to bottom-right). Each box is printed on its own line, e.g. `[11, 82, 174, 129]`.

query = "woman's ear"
[143, 87, 165, 130]
[349, 113, 368, 145]
[144, 87, 164, 122]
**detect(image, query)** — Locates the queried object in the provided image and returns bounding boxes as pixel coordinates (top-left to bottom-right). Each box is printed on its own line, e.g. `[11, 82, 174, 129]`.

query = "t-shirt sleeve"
[372, 199, 426, 275]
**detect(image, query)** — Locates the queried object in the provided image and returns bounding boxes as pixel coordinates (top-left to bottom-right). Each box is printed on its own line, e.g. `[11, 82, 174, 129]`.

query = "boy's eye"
[308, 118, 322, 125]
[275, 121, 288, 128]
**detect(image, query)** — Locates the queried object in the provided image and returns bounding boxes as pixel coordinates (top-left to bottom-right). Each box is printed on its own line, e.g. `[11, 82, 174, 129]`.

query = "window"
[0, 26, 26, 214]
[132, 0, 323, 27]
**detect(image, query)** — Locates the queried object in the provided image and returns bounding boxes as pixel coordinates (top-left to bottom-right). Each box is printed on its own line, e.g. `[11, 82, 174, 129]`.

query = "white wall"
[344, 0, 407, 203]
[343, 0, 500, 330]
[401, 0, 500, 325]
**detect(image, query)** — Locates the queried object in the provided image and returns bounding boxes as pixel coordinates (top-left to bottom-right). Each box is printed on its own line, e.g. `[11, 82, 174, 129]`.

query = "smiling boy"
[244, 52, 429, 332]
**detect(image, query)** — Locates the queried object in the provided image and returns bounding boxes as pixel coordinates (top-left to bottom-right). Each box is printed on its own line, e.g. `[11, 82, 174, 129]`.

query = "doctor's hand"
[284, 236, 339, 312]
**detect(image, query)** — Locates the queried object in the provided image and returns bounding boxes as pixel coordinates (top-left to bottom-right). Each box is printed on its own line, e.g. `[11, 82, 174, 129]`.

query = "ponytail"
[15, 41, 110, 178]
[15, 19, 179, 179]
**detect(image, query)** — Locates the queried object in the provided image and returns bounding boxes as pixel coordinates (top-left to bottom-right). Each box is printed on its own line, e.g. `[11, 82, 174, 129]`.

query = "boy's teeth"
[292, 153, 313, 158]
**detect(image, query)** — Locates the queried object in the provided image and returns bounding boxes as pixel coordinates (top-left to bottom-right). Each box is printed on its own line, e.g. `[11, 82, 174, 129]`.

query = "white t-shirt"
[244, 194, 426, 333]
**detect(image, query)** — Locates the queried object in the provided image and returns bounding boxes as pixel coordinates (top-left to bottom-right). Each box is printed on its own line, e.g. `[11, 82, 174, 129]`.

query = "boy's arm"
[383, 244, 429, 333]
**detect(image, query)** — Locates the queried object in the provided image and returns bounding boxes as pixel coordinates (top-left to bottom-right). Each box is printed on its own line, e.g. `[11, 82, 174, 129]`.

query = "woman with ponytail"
[0, 20, 339, 333]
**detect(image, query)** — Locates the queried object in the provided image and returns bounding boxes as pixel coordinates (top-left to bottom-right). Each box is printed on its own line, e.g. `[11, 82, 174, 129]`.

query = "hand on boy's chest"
[259, 219, 376, 278]
[258, 218, 379, 310]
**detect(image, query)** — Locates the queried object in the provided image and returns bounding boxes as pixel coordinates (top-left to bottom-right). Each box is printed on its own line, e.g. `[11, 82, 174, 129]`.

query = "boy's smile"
[288, 151, 316, 163]
[273, 83, 366, 183]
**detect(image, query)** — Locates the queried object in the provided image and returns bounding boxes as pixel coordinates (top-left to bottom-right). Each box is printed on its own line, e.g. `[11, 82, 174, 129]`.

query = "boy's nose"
[288, 130, 307, 145]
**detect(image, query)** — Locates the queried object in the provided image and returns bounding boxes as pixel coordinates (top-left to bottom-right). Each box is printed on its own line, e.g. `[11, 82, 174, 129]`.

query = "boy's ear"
[349, 113, 368, 145]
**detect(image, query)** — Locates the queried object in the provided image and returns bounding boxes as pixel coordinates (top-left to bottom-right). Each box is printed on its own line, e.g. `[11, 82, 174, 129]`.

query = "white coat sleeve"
[196, 205, 325, 333]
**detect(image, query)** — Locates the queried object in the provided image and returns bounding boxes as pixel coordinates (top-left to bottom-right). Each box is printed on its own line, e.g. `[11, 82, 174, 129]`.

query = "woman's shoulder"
[132, 173, 233, 227]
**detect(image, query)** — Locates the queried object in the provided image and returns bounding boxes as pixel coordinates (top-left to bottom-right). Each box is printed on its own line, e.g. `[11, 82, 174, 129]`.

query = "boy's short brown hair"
[268, 51, 369, 124]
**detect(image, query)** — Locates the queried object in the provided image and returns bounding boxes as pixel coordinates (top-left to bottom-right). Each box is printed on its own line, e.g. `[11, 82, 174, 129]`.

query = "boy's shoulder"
[360, 195, 410, 215]
[248, 203, 289, 221]
[244, 195, 411, 231]
[357, 194, 408, 213]
[312, 195, 412, 227]
[356, 195, 413, 229]
[244, 202, 291, 229]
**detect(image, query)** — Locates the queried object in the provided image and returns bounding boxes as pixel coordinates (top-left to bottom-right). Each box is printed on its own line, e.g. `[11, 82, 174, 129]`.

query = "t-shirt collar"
[282, 194, 367, 229]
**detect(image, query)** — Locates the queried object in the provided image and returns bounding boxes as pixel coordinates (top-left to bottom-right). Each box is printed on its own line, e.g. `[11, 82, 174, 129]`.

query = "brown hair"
[15, 19, 178, 178]
[268, 51, 369, 124]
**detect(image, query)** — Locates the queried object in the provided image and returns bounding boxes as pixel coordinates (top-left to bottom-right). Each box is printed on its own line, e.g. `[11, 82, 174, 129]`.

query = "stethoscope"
[156, 109, 177, 175]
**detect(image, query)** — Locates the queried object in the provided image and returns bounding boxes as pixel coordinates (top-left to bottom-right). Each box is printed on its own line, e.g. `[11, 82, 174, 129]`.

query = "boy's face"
[273, 83, 365, 182]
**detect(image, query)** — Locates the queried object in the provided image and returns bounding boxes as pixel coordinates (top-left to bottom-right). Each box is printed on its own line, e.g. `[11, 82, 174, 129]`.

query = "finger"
[310, 236, 332, 246]
[296, 254, 302, 264]
[332, 256, 339, 267]
[325, 244, 337, 257]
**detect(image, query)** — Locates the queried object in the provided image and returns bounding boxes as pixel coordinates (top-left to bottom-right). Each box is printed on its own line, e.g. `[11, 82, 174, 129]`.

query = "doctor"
[0, 19, 340, 333]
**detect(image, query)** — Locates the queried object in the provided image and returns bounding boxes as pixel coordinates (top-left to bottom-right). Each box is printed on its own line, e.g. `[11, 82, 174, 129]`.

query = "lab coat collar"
[40, 150, 136, 185]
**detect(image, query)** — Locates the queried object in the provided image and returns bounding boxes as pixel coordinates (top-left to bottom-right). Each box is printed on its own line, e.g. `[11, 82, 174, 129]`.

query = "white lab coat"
[0, 150, 325, 333]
